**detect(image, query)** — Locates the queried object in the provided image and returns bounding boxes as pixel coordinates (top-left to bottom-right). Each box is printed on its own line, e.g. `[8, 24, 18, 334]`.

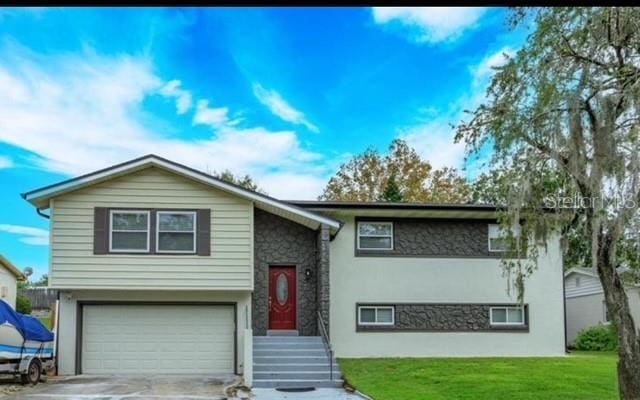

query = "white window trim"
[109, 210, 150, 253]
[156, 211, 197, 254]
[489, 306, 525, 326]
[357, 222, 394, 251]
[488, 224, 521, 252]
[357, 306, 395, 326]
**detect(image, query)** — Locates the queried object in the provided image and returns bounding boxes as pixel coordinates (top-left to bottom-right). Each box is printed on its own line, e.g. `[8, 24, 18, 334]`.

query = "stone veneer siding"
[253, 209, 319, 336]
[316, 224, 331, 335]
[356, 303, 529, 332]
[356, 218, 501, 258]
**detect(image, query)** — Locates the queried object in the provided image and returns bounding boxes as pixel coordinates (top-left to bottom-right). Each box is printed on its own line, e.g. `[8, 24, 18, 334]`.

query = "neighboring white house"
[565, 268, 640, 344]
[0, 254, 27, 309]
[21, 155, 566, 388]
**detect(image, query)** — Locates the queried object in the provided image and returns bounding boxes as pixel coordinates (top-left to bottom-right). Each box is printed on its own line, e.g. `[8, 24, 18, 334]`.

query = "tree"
[15, 295, 31, 315]
[320, 139, 471, 203]
[379, 173, 404, 202]
[31, 274, 48, 287]
[456, 8, 640, 397]
[472, 170, 592, 271]
[213, 170, 264, 194]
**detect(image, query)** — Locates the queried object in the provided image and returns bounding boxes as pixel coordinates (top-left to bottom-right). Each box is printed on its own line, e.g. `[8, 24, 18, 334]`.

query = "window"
[490, 306, 525, 325]
[357, 222, 393, 250]
[156, 211, 196, 253]
[488, 224, 521, 252]
[109, 210, 150, 252]
[358, 306, 395, 325]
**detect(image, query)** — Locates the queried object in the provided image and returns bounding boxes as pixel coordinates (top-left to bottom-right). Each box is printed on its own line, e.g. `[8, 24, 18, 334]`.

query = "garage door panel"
[81, 305, 235, 374]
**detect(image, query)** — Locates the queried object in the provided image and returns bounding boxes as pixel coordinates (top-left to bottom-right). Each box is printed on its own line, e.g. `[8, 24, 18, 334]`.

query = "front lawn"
[339, 352, 618, 400]
[37, 317, 51, 329]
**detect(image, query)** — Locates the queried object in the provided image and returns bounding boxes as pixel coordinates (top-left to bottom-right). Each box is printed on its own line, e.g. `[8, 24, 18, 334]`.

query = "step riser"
[252, 380, 344, 389]
[254, 350, 328, 357]
[254, 357, 332, 364]
[266, 330, 299, 336]
[254, 338, 324, 342]
[254, 344, 326, 350]
[254, 365, 340, 372]
[254, 372, 342, 380]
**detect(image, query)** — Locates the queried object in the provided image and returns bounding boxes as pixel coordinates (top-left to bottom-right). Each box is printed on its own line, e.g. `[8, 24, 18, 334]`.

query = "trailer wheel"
[21, 358, 41, 385]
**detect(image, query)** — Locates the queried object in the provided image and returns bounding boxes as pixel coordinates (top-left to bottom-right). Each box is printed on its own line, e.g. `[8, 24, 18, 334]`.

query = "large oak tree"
[320, 139, 471, 203]
[457, 8, 640, 398]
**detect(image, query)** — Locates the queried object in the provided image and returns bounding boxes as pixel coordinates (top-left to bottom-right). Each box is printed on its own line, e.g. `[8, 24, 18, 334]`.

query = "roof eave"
[0, 255, 27, 281]
[22, 155, 341, 231]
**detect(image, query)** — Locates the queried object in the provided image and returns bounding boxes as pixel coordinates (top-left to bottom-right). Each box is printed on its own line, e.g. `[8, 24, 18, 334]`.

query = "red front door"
[269, 266, 297, 330]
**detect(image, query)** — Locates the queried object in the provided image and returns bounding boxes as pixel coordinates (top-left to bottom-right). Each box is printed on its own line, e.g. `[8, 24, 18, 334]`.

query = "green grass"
[37, 317, 51, 329]
[339, 352, 618, 400]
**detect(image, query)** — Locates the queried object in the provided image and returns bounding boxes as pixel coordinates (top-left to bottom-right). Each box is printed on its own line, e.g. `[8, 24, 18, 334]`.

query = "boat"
[0, 299, 54, 384]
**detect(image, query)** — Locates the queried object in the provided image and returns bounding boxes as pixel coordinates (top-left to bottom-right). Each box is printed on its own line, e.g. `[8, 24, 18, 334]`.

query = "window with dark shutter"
[95, 208, 211, 256]
[196, 209, 211, 256]
[93, 207, 109, 254]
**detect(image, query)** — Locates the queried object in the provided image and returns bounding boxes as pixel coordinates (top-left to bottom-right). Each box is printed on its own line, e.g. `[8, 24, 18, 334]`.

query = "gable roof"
[0, 255, 27, 281]
[564, 267, 598, 279]
[22, 155, 341, 232]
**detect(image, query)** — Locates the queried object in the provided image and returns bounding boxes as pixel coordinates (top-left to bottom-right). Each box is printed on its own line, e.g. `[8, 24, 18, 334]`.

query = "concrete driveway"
[0, 374, 240, 400]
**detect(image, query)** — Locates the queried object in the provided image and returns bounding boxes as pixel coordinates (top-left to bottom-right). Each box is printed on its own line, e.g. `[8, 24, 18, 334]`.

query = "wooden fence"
[18, 287, 58, 310]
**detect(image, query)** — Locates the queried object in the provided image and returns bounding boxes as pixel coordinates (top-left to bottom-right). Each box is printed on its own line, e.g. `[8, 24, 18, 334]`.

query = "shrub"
[574, 323, 618, 351]
[15, 295, 32, 315]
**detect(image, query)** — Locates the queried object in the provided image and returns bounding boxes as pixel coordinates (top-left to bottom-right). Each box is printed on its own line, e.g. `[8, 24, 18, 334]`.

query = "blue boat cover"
[0, 300, 53, 342]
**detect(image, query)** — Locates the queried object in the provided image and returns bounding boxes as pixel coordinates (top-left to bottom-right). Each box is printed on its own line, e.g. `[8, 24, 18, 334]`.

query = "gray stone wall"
[356, 218, 499, 258]
[316, 224, 331, 335]
[356, 303, 529, 332]
[253, 209, 318, 336]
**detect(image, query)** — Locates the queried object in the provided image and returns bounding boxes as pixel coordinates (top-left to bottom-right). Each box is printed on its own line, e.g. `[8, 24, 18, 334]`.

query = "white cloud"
[159, 80, 192, 114]
[372, 7, 487, 43]
[0, 224, 49, 246]
[193, 100, 231, 129]
[400, 119, 467, 170]
[397, 46, 512, 173]
[0, 42, 329, 198]
[472, 46, 514, 86]
[257, 172, 328, 200]
[253, 83, 319, 132]
[0, 155, 13, 169]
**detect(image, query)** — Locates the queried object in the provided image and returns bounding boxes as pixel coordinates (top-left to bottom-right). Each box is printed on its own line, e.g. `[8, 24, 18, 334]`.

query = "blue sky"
[0, 7, 527, 279]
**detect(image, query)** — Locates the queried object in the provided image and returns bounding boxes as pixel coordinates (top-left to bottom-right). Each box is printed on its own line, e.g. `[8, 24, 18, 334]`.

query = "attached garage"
[79, 304, 236, 374]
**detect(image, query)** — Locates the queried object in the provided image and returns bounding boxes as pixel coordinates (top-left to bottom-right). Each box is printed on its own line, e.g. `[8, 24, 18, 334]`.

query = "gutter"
[36, 208, 50, 220]
[19, 192, 51, 219]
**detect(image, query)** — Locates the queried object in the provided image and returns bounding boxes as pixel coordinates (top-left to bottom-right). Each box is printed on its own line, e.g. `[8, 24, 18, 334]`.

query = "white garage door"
[81, 304, 235, 374]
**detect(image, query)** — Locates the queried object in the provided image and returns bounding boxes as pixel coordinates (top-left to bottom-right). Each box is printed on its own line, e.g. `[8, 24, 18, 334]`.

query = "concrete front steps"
[252, 335, 343, 389]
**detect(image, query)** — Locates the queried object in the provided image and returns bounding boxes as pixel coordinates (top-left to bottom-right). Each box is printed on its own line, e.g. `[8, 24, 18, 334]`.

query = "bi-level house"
[22, 155, 565, 388]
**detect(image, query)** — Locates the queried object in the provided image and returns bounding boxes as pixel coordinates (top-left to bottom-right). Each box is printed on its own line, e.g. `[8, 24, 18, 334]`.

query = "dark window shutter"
[93, 207, 109, 254]
[196, 209, 211, 256]
[149, 210, 157, 254]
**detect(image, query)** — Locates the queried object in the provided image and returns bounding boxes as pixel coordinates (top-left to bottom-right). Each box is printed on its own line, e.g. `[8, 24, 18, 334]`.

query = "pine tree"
[379, 173, 403, 202]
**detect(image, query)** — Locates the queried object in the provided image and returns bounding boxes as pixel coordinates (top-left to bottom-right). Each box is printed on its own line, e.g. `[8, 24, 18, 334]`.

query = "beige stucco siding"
[329, 216, 566, 357]
[50, 167, 253, 290]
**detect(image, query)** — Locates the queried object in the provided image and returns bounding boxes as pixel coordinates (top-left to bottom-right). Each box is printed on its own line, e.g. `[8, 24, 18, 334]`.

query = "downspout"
[36, 208, 51, 219]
